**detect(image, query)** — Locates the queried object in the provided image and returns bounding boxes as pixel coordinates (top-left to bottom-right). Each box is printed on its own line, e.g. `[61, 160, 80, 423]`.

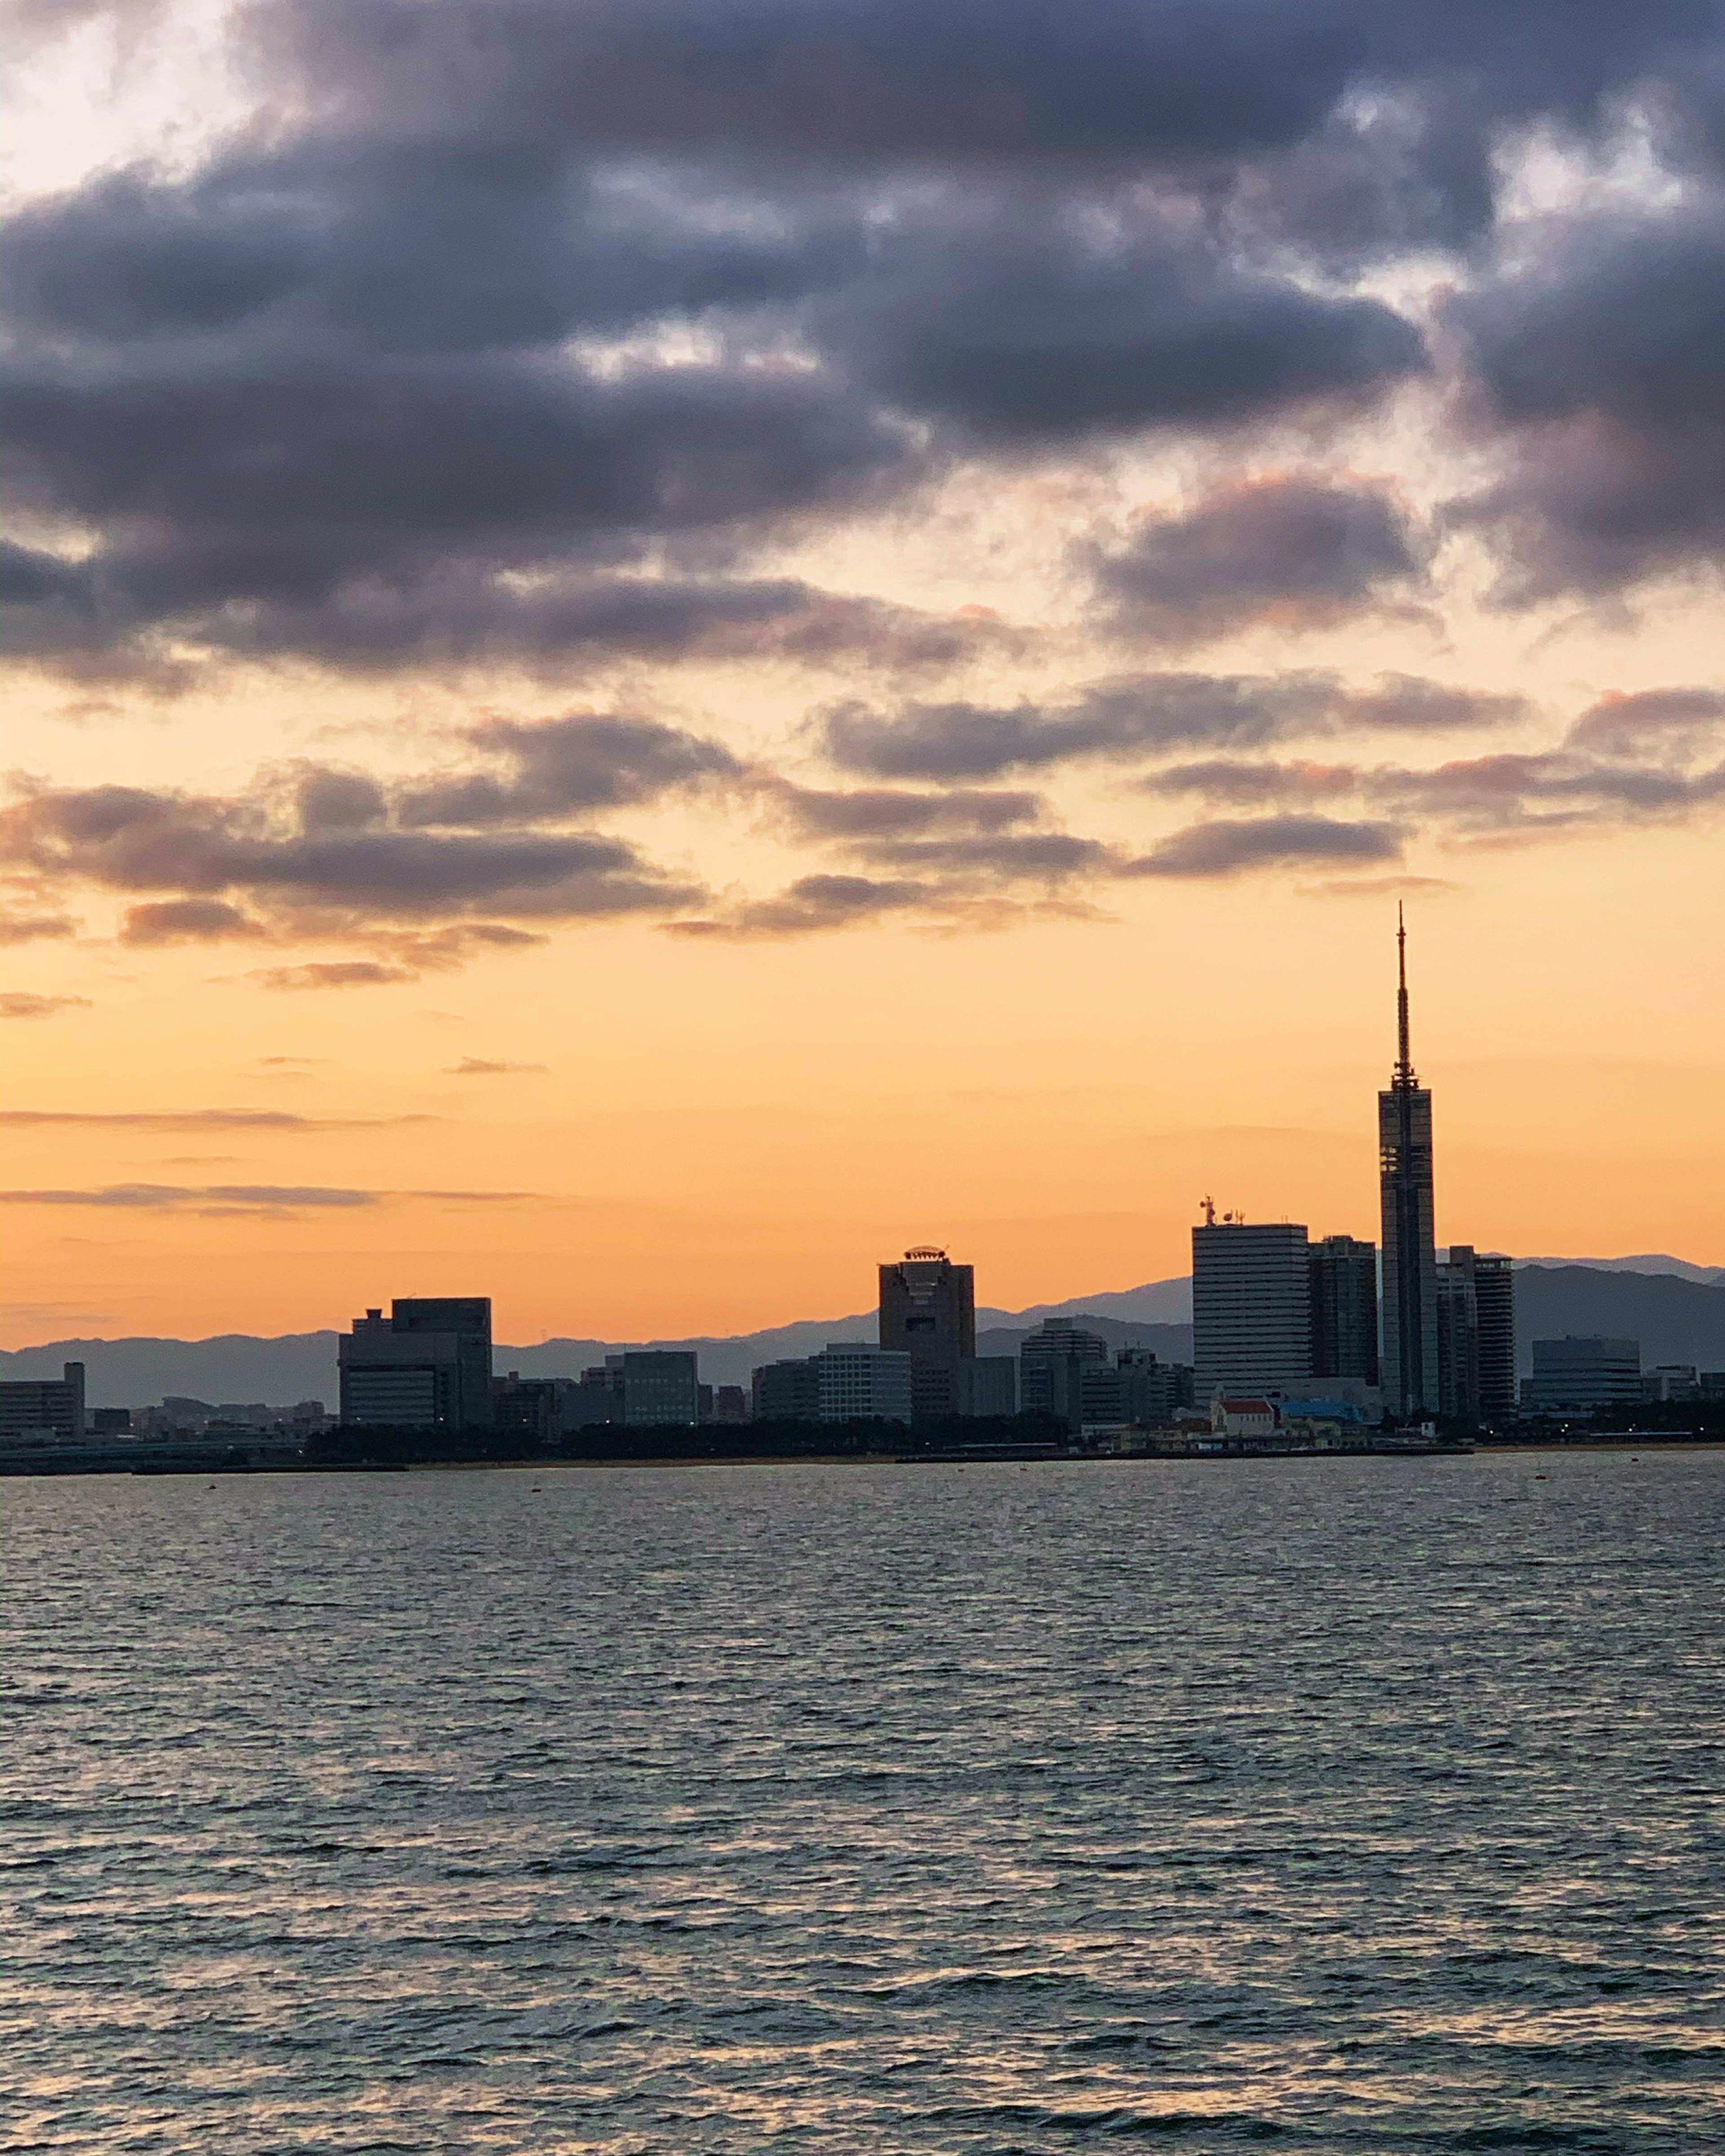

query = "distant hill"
[1513, 1266, 1725, 1372]
[4, 1259, 1720, 1406]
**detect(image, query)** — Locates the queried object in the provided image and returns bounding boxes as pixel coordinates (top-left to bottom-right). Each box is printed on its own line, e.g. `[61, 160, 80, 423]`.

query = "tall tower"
[878, 1247, 975, 1418]
[1378, 910, 1439, 1417]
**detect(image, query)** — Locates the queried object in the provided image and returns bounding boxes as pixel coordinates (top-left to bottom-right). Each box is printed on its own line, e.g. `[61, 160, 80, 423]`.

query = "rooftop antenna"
[1394, 901, 1415, 1088]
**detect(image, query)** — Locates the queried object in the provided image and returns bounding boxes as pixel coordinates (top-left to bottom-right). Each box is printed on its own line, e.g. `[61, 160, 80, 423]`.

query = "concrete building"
[752, 1358, 821, 1422]
[616, 1350, 700, 1427]
[1079, 1348, 1195, 1430]
[878, 1247, 976, 1418]
[1523, 1336, 1643, 1412]
[1211, 1396, 1278, 1440]
[1473, 1255, 1517, 1419]
[338, 1298, 493, 1430]
[813, 1343, 913, 1425]
[1644, 1365, 1702, 1403]
[1436, 1245, 1482, 1423]
[491, 1371, 560, 1442]
[0, 1361, 86, 1443]
[1192, 1217, 1312, 1401]
[956, 1355, 1017, 1418]
[1019, 1320, 1109, 1431]
[1310, 1235, 1379, 1386]
[713, 1384, 750, 1424]
[1379, 912, 1440, 1418]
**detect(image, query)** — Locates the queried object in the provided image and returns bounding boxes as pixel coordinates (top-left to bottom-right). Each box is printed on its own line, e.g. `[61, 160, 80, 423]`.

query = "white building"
[1192, 1219, 1312, 1402]
[814, 1343, 914, 1425]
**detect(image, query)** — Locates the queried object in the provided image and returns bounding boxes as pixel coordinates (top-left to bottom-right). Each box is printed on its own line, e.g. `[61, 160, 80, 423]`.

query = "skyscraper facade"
[1436, 1245, 1482, 1423]
[339, 1296, 493, 1430]
[878, 1246, 976, 1418]
[1378, 915, 1439, 1418]
[1309, 1234, 1380, 1385]
[1473, 1255, 1518, 1420]
[1191, 1219, 1312, 1401]
[1018, 1320, 1109, 1431]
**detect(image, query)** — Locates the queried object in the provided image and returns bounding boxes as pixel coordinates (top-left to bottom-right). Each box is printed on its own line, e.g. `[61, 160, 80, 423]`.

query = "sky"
[2, 0, 1723, 1347]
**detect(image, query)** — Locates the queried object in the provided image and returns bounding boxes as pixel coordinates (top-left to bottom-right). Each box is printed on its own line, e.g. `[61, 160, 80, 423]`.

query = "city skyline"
[5, 0, 1725, 1349]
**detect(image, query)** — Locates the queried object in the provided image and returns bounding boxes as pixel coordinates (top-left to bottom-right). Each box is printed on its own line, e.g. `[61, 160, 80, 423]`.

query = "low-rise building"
[814, 1343, 913, 1426]
[0, 1362, 85, 1444]
[1522, 1336, 1642, 1412]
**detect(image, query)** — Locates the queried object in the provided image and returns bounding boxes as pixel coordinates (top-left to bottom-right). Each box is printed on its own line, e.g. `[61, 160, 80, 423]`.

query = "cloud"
[120, 897, 266, 944]
[1128, 814, 1406, 878]
[1092, 474, 1429, 644]
[771, 782, 1046, 841]
[396, 713, 743, 826]
[1447, 203, 1725, 599]
[0, 992, 91, 1018]
[443, 1056, 548, 1075]
[821, 672, 1525, 779]
[669, 872, 933, 938]
[0, 1109, 434, 1129]
[0, 1181, 531, 1215]
[0, 910, 78, 945]
[252, 961, 416, 990]
[1564, 687, 1725, 758]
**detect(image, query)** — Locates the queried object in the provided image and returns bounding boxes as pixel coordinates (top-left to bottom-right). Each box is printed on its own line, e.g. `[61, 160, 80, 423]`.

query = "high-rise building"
[0, 1361, 86, 1444]
[1473, 1255, 1517, 1420]
[956, 1356, 1017, 1418]
[1018, 1320, 1109, 1431]
[813, 1343, 914, 1425]
[1379, 912, 1439, 1418]
[1309, 1235, 1379, 1385]
[615, 1350, 700, 1427]
[1436, 1245, 1482, 1423]
[1191, 1218, 1312, 1401]
[338, 1299, 493, 1430]
[878, 1247, 976, 1418]
[1523, 1336, 1641, 1412]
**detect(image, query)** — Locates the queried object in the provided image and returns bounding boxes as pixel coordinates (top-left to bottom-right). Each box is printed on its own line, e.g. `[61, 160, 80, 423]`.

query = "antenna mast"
[1394, 903, 1415, 1087]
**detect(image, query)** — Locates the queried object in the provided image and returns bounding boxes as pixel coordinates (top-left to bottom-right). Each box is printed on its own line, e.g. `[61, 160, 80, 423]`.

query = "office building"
[1473, 1255, 1517, 1419]
[338, 1298, 493, 1430]
[713, 1384, 750, 1424]
[1192, 1217, 1312, 1401]
[491, 1372, 559, 1443]
[1379, 911, 1440, 1418]
[89, 1406, 133, 1438]
[1310, 1235, 1379, 1386]
[813, 1343, 913, 1425]
[1115, 1347, 1196, 1425]
[616, 1350, 700, 1427]
[1436, 1245, 1482, 1423]
[1644, 1365, 1702, 1403]
[956, 1355, 1017, 1418]
[879, 1247, 976, 1418]
[752, 1358, 821, 1422]
[1019, 1320, 1109, 1431]
[0, 1361, 86, 1443]
[1522, 1336, 1642, 1412]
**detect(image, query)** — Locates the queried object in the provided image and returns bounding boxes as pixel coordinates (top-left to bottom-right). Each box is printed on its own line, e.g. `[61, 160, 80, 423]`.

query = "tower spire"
[1394, 902, 1414, 1087]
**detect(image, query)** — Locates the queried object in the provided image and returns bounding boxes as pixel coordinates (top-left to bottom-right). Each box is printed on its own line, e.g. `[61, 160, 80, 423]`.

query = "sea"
[2, 1449, 1721, 2154]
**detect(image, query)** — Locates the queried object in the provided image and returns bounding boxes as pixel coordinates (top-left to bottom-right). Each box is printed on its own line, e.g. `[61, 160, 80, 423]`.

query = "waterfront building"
[1019, 1320, 1109, 1430]
[0, 1361, 86, 1443]
[1522, 1336, 1642, 1412]
[1192, 1217, 1312, 1401]
[491, 1371, 560, 1442]
[338, 1298, 493, 1430]
[1473, 1255, 1517, 1419]
[1309, 1234, 1379, 1385]
[1436, 1245, 1482, 1423]
[615, 1350, 700, 1427]
[878, 1247, 976, 1418]
[1379, 912, 1439, 1417]
[752, 1358, 821, 1422]
[713, 1384, 751, 1423]
[956, 1355, 1017, 1418]
[813, 1343, 913, 1425]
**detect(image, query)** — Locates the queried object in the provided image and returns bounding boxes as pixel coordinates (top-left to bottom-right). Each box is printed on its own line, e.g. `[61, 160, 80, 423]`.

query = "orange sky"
[3, 5, 1723, 1344]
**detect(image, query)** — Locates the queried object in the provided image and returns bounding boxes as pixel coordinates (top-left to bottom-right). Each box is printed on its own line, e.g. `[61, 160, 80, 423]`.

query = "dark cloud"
[669, 872, 932, 937]
[772, 783, 1045, 840]
[840, 217, 1425, 443]
[1, 779, 703, 928]
[822, 671, 1523, 778]
[0, 992, 91, 1018]
[397, 714, 742, 826]
[1565, 686, 1725, 757]
[1128, 813, 1405, 877]
[1448, 205, 1725, 598]
[1092, 475, 1428, 643]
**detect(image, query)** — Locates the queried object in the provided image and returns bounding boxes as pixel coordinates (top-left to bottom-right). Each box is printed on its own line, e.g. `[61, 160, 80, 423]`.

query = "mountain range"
[3, 1259, 1722, 1410]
